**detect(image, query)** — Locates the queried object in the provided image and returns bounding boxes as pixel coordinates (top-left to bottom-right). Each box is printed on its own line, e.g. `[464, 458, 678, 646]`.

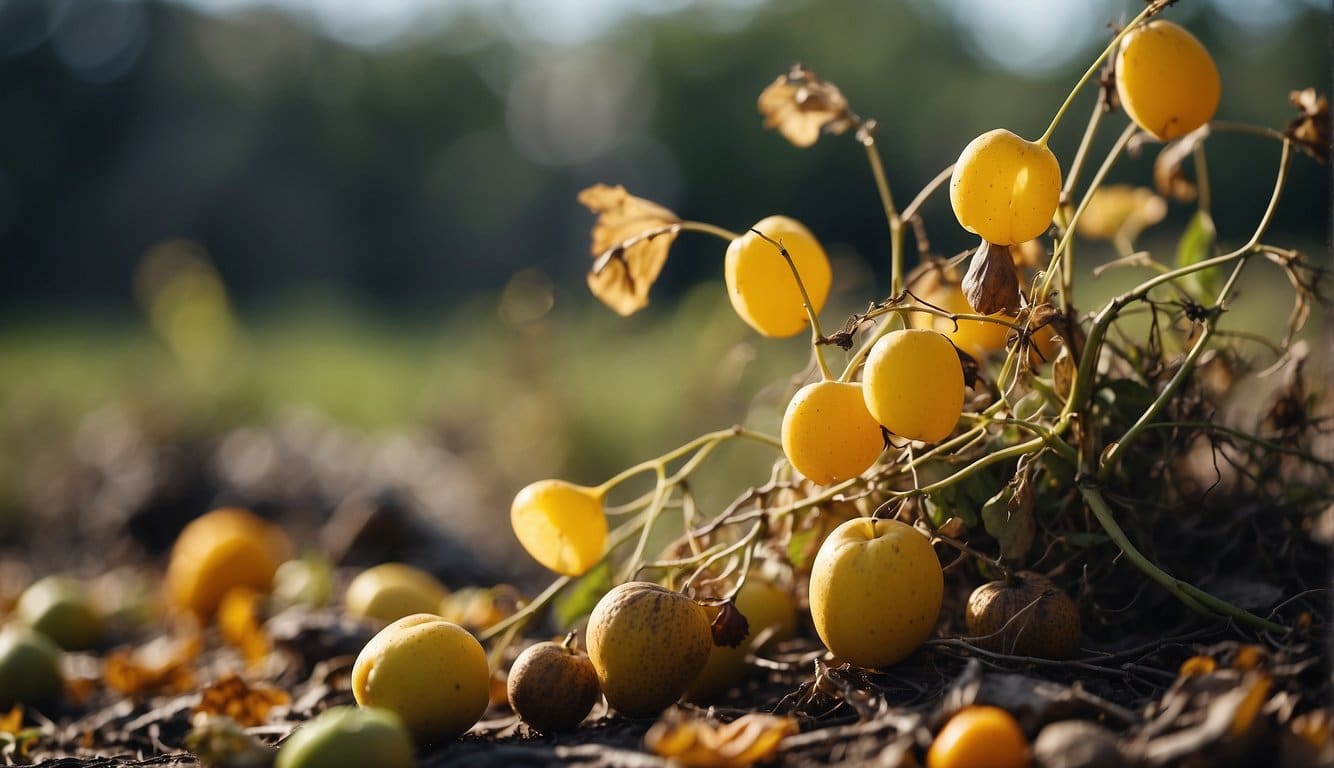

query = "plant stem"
[680, 220, 742, 241]
[1037, 4, 1155, 146]
[1038, 122, 1139, 305]
[750, 228, 833, 380]
[1079, 482, 1286, 633]
[1061, 99, 1107, 203]
[902, 165, 955, 223]
[595, 426, 779, 497]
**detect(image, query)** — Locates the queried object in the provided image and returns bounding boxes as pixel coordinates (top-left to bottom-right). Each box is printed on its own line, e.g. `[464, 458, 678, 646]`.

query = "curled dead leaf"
[1076, 184, 1167, 243]
[962, 241, 1021, 315]
[578, 184, 682, 316]
[192, 672, 291, 728]
[757, 64, 856, 148]
[709, 599, 749, 649]
[1285, 88, 1329, 163]
[646, 711, 799, 768]
[1153, 128, 1210, 202]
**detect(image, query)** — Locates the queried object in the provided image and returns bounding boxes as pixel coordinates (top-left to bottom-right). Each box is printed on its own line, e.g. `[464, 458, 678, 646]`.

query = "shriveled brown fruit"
[965, 571, 1080, 659]
[962, 240, 1021, 316]
[507, 640, 601, 734]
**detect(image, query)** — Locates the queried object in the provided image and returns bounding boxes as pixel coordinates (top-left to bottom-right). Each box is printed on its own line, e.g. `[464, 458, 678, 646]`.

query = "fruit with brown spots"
[585, 581, 712, 717]
[506, 639, 601, 733]
[965, 571, 1080, 659]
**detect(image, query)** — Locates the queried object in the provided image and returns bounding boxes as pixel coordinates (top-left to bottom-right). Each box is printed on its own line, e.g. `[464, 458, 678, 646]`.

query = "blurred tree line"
[0, 0, 1327, 318]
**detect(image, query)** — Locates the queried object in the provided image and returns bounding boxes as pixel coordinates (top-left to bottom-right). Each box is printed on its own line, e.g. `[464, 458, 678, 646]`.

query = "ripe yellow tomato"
[782, 380, 885, 485]
[725, 216, 832, 338]
[862, 329, 965, 444]
[950, 129, 1061, 246]
[1116, 20, 1220, 141]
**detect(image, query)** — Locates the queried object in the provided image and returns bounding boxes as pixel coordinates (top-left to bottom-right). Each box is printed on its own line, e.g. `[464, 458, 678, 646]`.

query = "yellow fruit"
[352, 614, 490, 744]
[275, 706, 415, 768]
[0, 625, 64, 709]
[950, 129, 1061, 246]
[14, 575, 104, 651]
[164, 508, 293, 620]
[965, 572, 1081, 660]
[271, 555, 335, 609]
[910, 280, 1012, 359]
[781, 380, 885, 485]
[506, 640, 601, 733]
[510, 480, 607, 576]
[725, 215, 833, 338]
[586, 581, 713, 717]
[862, 329, 965, 444]
[808, 517, 942, 668]
[927, 705, 1031, 768]
[344, 563, 449, 626]
[685, 577, 798, 702]
[1116, 20, 1220, 141]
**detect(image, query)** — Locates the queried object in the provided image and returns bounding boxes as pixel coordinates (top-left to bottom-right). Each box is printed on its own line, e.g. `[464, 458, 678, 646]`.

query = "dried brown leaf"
[962, 241, 1021, 315]
[1285, 88, 1329, 163]
[646, 711, 799, 768]
[103, 627, 202, 697]
[1153, 128, 1210, 202]
[758, 64, 855, 148]
[578, 184, 682, 316]
[709, 600, 749, 649]
[192, 672, 290, 728]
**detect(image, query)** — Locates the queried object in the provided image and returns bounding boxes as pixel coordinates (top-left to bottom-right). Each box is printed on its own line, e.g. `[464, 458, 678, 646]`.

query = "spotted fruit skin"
[1116, 20, 1220, 141]
[808, 517, 943, 668]
[506, 641, 601, 733]
[781, 380, 885, 485]
[861, 328, 965, 444]
[965, 571, 1081, 659]
[586, 581, 712, 717]
[950, 129, 1061, 246]
[351, 614, 490, 744]
[725, 216, 833, 338]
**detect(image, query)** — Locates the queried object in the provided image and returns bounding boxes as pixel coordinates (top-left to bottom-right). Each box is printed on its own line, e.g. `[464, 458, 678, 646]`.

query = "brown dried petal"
[1285, 88, 1329, 163]
[757, 64, 855, 148]
[962, 241, 1021, 315]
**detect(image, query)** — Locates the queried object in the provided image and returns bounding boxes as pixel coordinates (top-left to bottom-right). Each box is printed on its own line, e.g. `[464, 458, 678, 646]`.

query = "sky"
[169, 0, 1328, 73]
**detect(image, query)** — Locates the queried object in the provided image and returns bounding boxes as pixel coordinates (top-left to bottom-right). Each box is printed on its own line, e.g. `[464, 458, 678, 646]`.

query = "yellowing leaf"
[758, 64, 855, 148]
[646, 712, 798, 768]
[578, 184, 682, 316]
[103, 626, 202, 698]
[192, 672, 290, 728]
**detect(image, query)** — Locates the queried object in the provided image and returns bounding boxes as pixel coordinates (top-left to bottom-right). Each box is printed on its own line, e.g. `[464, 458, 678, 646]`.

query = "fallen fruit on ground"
[13, 574, 104, 651]
[275, 705, 416, 768]
[506, 639, 602, 733]
[808, 517, 943, 668]
[343, 562, 449, 626]
[586, 581, 712, 717]
[164, 507, 293, 621]
[0, 624, 65, 709]
[965, 571, 1081, 659]
[351, 613, 490, 744]
[927, 705, 1031, 768]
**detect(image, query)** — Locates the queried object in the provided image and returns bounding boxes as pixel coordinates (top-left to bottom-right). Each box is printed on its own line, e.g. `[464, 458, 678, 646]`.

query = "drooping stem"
[595, 426, 780, 497]
[1037, 3, 1156, 146]
[1079, 482, 1286, 633]
[680, 220, 742, 241]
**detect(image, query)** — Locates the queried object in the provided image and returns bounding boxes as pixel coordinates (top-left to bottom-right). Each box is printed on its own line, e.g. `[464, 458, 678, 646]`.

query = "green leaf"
[981, 462, 1036, 562]
[1176, 210, 1219, 302]
[552, 562, 613, 630]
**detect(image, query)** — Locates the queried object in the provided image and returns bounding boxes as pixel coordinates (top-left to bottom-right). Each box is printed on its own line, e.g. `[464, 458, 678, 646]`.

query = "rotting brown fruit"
[965, 571, 1080, 659]
[507, 639, 601, 734]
